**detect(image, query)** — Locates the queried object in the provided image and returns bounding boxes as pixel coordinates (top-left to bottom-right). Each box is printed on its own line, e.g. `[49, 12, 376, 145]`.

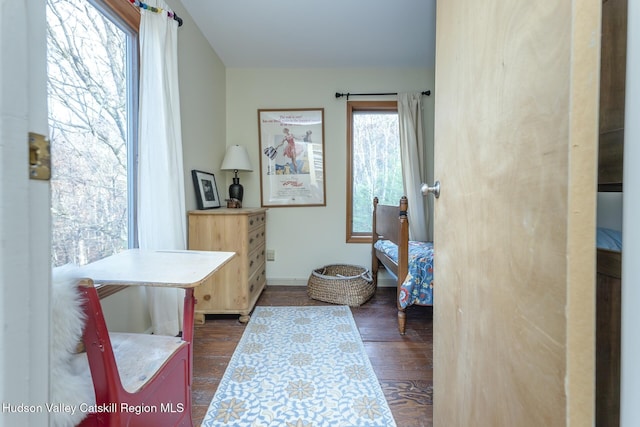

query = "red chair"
[75, 279, 195, 426]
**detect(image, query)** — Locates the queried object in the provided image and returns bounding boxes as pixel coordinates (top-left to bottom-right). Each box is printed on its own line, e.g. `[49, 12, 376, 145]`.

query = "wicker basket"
[307, 264, 375, 306]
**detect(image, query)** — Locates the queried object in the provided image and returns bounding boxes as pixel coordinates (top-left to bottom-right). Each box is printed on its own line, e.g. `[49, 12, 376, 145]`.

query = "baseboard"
[267, 275, 396, 288]
[266, 278, 308, 287]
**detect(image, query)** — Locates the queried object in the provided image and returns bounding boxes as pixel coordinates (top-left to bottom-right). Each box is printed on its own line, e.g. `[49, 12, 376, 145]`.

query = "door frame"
[0, 1, 50, 425]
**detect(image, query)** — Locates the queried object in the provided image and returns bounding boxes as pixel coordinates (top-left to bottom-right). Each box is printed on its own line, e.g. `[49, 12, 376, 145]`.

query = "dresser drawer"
[248, 266, 266, 301]
[247, 225, 265, 254]
[248, 212, 266, 232]
[248, 245, 265, 276]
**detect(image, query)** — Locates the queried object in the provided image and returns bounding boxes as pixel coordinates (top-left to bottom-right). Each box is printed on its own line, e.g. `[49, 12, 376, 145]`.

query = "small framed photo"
[191, 170, 221, 209]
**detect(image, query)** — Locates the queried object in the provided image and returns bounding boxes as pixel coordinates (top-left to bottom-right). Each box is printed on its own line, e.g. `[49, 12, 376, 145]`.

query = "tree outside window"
[347, 101, 404, 243]
[46, 0, 138, 266]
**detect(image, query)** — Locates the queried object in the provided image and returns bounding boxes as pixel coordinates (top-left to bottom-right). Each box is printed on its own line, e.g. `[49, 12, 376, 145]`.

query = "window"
[47, 0, 139, 266]
[346, 101, 404, 243]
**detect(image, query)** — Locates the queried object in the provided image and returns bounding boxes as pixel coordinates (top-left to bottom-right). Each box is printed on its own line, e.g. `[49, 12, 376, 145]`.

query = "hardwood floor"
[191, 285, 433, 426]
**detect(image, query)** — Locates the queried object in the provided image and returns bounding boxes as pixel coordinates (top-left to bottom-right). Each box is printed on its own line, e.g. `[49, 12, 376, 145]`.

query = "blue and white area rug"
[202, 306, 396, 426]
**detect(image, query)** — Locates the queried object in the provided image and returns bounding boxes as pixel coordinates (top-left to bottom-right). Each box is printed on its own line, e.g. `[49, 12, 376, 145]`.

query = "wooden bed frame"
[371, 196, 414, 335]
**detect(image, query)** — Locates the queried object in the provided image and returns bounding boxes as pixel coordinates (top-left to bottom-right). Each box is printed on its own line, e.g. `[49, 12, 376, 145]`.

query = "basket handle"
[360, 271, 373, 282]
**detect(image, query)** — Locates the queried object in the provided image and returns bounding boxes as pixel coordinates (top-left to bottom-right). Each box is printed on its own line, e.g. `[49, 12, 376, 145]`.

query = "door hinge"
[29, 132, 51, 181]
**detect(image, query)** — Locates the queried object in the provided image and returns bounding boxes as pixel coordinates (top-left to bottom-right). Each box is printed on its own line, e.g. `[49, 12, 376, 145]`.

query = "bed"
[371, 196, 433, 335]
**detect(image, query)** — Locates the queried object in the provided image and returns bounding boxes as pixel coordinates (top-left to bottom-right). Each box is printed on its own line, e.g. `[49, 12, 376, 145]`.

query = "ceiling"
[180, 0, 436, 68]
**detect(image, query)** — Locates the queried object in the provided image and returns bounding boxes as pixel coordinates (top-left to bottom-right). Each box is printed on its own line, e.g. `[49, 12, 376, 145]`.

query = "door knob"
[421, 181, 440, 198]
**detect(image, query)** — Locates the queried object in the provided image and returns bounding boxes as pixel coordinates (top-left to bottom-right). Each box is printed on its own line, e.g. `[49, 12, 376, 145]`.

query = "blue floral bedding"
[597, 227, 622, 251]
[374, 239, 434, 309]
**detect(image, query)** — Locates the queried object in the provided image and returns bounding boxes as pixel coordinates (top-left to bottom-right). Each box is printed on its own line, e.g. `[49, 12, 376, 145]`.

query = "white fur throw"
[51, 265, 94, 427]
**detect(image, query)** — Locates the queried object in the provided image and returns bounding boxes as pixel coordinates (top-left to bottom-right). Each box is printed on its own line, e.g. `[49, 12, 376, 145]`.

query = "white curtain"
[137, 0, 185, 336]
[398, 92, 429, 241]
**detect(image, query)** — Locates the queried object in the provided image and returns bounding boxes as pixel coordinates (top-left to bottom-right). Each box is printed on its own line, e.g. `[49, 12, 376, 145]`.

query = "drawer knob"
[203, 294, 211, 301]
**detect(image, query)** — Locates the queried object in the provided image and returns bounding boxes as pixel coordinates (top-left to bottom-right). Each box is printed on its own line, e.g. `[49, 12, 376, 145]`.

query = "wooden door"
[432, 1, 599, 426]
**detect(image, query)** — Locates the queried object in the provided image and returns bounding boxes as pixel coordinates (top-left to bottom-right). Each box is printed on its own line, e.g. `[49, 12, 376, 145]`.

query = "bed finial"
[399, 196, 408, 218]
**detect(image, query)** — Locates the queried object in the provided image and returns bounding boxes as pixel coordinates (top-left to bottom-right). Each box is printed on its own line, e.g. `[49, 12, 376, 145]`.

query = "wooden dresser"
[188, 208, 267, 324]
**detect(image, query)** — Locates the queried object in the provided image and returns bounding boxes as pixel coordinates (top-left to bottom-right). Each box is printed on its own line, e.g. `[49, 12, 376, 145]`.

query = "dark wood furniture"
[598, 0, 626, 192]
[596, 0, 626, 424]
[596, 247, 622, 427]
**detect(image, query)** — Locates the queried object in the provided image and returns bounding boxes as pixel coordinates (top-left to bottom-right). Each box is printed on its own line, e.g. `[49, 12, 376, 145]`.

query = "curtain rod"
[129, 0, 183, 27]
[335, 90, 431, 100]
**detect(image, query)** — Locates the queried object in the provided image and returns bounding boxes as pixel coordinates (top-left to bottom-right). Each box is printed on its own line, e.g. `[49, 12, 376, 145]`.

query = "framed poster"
[258, 108, 326, 207]
[191, 169, 221, 209]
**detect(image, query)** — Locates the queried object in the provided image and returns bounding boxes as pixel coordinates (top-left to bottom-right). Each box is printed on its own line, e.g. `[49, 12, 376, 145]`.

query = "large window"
[47, 0, 139, 266]
[346, 101, 404, 243]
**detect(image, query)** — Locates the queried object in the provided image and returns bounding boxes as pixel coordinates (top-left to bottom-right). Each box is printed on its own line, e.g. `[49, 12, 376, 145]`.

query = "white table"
[78, 248, 235, 288]
[78, 249, 235, 386]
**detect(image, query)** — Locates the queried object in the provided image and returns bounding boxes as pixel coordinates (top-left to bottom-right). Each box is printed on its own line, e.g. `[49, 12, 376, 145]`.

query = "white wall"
[226, 68, 434, 283]
[171, 0, 227, 212]
[597, 192, 623, 230]
[621, 0, 640, 423]
[101, 288, 151, 333]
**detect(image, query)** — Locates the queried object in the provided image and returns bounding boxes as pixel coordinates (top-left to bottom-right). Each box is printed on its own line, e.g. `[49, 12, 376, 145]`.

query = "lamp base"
[228, 177, 243, 204]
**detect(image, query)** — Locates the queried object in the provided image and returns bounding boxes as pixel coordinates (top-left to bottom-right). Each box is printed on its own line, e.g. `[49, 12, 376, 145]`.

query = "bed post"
[398, 196, 409, 334]
[372, 197, 379, 287]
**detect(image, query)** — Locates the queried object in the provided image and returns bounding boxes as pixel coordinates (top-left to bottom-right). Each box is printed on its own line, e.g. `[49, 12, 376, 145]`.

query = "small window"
[346, 101, 404, 243]
[47, 0, 139, 266]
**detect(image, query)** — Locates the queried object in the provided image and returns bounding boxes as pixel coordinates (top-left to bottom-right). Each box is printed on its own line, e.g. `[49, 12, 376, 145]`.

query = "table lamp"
[220, 145, 253, 203]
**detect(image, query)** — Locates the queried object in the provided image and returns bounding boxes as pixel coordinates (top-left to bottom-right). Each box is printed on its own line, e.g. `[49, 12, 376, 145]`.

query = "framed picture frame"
[191, 170, 221, 209]
[257, 108, 326, 207]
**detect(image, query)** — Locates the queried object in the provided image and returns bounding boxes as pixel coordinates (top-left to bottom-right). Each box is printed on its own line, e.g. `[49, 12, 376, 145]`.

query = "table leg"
[182, 288, 195, 412]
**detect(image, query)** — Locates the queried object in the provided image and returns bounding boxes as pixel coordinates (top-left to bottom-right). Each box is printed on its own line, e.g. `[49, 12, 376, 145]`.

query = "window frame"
[100, 0, 140, 30]
[346, 100, 398, 244]
[92, 0, 141, 249]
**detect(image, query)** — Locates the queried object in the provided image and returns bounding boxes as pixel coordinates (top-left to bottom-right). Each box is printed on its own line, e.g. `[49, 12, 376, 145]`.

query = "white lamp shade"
[220, 145, 253, 172]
